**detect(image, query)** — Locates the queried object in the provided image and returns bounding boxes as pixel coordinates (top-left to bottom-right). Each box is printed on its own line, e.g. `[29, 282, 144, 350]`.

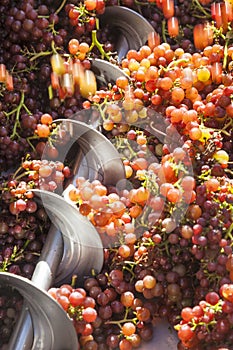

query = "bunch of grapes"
[48, 283, 99, 347]
[175, 287, 233, 350]
[49, 273, 155, 350]
[0, 286, 23, 350]
[0, 0, 117, 171]
[1, 0, 233, 349]
[1, 158, 71, 214]
[0, 196, 51, 278]
[0, 153, 70, 277]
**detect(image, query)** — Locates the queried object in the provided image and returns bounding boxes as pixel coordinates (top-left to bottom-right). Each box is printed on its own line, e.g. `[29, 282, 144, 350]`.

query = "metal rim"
[100, 6, 155, 60]
[46, 119, 125, 188]
[32, 189, 104, 285]
[0, 272, 79, 350]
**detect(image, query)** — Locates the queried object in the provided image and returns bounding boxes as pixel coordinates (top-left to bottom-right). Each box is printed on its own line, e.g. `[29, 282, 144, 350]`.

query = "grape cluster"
[49, 273, 154, 350]
[176, 288, 233, 349]
[0, 201, 50, 278]
[1, 0, 233, 349]
[0, 0, 116, 171]
[48, 283, 99, 348]
[0, 287, 23, 350]
[1, 158, 71, 213]
[0, 156, 70, 278]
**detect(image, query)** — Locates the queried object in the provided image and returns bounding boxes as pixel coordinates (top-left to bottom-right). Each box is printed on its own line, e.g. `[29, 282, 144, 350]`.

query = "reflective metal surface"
[51, 119, 125, 188]
[100, 6, 155, 60]
[91, 57, 129, 85]
[33, 189, 104, 285]
[0, 272, 79, 350]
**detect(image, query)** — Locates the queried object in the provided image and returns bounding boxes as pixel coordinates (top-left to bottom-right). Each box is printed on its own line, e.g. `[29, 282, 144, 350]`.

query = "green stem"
[223, 38, 230, 70]
[134, 0, 156, 5]
[30, 50, 53, 62]
[71, 274, 77, 287]
[30, 41, 56, 62]
[13, 239, 30, 260]
[162, 20, 167, 43]
[125, 142, 137, 159]
[95, 17, 99, 31]
[10, 92, 25, 139]
[55, 0, 67, 15]
[192, 13, 210, 19]
[105, 308, 137, 327]
[95, 102, 108, 121]
[192, 0, 211, 17]
[48, 84, 54, 100]
[89, 30, 111, 60]
[167, 58, 190, 70]
[225, 222, 233, 240]
[0, 260, 9, 272]
[23, 104, 31, 115]
[122, 265, 135, 280]
[26, 137, 37, 152]
[12, 165, 24, 180]
[13, 170, 35, 182]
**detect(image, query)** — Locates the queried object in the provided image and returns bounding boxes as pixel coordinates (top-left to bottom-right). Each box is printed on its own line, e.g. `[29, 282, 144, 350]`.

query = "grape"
[0, 287, 23, 348]
[1, 1, 233, 349]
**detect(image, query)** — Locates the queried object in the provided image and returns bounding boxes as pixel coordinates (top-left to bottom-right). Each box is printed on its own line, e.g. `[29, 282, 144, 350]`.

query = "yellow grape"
[198, 126, 212, 142]
[50, 53, 65, 75]
[79, 69, 97, 98]
[125, 165, 133, 178]
[197, 67, 211, 82]
[213, 150, 229, 164]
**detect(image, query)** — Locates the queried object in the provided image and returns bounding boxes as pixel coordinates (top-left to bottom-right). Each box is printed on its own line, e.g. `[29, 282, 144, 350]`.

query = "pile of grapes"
[0, 286, 23, 349]
[1, 0, 233, 349]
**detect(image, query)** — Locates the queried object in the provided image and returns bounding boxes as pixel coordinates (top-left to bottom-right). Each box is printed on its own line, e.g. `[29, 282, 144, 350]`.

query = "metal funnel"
[49, 119, 125, 188]
[90, 57, 129, 86]
[32, 189, 104, 285]
[100, 6, 155, 61]
[1, 272, 79, 350]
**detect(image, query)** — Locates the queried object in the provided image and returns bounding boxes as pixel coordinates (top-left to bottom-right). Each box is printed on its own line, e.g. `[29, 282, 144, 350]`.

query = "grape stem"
[89, 30, 111, 60]
[122, 265, 135, 280]
[161, 20, 167, 43]
[29, 41, 57, 62]
[48, 84, 54, 100]
[5, 92, 32, 140]
[105, 307, 137, 326]
[29, 50, 53, 62]
[115, 137, 137, 159]
[25, 135, 39, 152]
[12, 169, 36, 182]
[71, 274, 77, 287]
[94, 101, 109, 121]
[166, 58, 190, 70]
[55, 0, 67, 15]
[192, 0, 211, 17]
[0, 241, 30, 272]
[225, 222, 233, 240]
[134, 0, 156, 6]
